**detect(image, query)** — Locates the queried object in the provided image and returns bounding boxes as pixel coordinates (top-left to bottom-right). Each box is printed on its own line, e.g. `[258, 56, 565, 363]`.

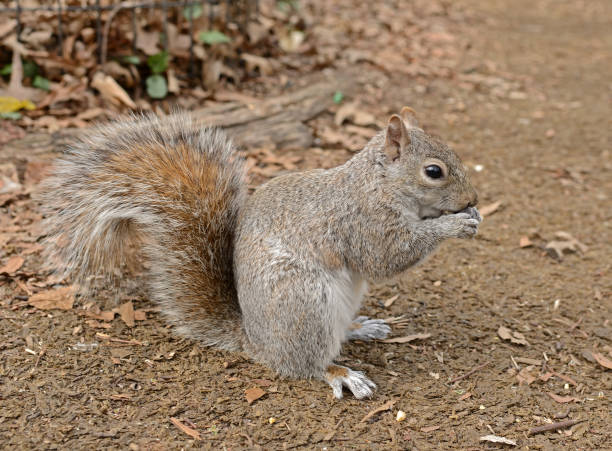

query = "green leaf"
[22, 59, 38, 79]
[0, 111, 22, 120]
[198, 30, 231, 45]
[33, 75, 51, 91]
[120, 55, 141, 65]
[147, 51, 169, 74]
[146, 74, 168, 99]
[333, 91, 344, 104]
[183, 4, 203, 20]
[0, 64, 11, 76]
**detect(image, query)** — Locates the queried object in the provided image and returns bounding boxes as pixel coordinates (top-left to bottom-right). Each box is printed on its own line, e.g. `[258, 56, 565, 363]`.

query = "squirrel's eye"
[424, 165, 443, 179]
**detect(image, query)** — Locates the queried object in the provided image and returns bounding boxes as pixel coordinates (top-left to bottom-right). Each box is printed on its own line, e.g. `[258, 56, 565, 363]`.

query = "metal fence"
[0, 1, 258, 76]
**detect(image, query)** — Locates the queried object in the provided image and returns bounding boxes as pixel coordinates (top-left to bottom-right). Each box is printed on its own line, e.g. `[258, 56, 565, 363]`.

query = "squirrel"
[42, 107, 481, 399]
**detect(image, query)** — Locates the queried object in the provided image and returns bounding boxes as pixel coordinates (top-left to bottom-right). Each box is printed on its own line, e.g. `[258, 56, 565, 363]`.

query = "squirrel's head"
[381, 107, 478, 220]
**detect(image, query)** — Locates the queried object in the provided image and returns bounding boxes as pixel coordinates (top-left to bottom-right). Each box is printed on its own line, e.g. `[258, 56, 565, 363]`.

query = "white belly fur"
[328, 268, 368, 346]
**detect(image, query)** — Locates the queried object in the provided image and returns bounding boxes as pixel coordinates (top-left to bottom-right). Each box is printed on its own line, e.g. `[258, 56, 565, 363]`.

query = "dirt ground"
[1, 0, 611, 449]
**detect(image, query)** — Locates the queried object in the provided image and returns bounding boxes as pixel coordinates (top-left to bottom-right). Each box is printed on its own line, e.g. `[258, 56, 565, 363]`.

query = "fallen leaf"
[516, 366, 536, 385]
[545, 231, 587, 260]
[91, 72, 136, 108]
[539, 372, 554, 382]
[498, 326, 529, 346]
[420, 425, 440, 433]
[117, 301, 135, 327]
[360, 399, 396, 423]
[592, 352, 612, 370]
[515, 357, 542, 366]
[0, 255, 24, 274]
[279, 30, 305, 52]
[242, 53, 277, 76]
[383, 294, 399, 307]
[245, 387, 266, 404]
[170, 417, 201, 440]
[382, 333, 431, 343]
[480, 435, 517, 446]
[458, 392, 472, 401]
[480, 201, 502, 217]
[86, 319, 112, 329]
[134, 310, 147, 321]
[28, 286, 74, 310]
[0, 96, 36, 113]
[547, 392, 579, 403]
[334, 101, 378, 127]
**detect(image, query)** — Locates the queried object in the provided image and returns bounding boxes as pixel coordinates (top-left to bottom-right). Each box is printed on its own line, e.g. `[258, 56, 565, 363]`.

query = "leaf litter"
[1, 0, 610, 449]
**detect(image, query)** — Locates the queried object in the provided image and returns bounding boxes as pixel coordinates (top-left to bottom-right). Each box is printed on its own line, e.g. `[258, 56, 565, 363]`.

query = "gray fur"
[43, 111, 480, 400]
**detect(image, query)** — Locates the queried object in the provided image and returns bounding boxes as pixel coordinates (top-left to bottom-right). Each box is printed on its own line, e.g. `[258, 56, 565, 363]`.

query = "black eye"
[425, 164, 443, 179]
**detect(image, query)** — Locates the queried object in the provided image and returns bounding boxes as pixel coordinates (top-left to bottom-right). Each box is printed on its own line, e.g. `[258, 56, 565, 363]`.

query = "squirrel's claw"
[348, 317, 391, 341]
[326, 366, 376, 399]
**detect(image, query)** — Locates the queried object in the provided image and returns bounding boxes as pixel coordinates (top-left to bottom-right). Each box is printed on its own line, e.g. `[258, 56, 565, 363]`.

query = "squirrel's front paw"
[462, 206, 482, 223]
[438, 211, 480, 239]
[325, 365, 376, 399]
[347, 316, 391, 341]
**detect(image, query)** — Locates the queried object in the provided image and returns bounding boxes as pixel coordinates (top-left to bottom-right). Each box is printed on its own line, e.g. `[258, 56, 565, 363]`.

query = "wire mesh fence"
[0, 1, 258, 77]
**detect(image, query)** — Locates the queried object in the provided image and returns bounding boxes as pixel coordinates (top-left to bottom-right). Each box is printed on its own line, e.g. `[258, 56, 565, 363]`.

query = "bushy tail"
[42, 113, 246, 350]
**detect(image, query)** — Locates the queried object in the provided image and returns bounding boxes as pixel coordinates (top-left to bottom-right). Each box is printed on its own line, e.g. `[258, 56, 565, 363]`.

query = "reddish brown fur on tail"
[42, 113, 246, 350]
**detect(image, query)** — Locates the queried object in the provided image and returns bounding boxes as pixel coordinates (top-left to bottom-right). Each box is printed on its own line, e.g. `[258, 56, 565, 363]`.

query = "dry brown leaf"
[360, 399, 396, 423]
[458, 392, 472, 401]
[134, 310, 147, 321]
[591, 352, 612, 370]
[245, 386, 266, 404]
[86, 319, 112, 329]
[539, 372, 554, 382]
[547, 392, 578, 403]
[480, 435, 517, 446]
[242, 53, 277, 76]
[480, 201, 502, 217]
[498, 326, 529, 346]
[28, 286, 74, 310]
[170, 417, 201, 440]
[545, 231, 587, 260]
[167, 68, 180, 94]
[334, 101, 377, 127]
[383, 294, 399, 307]
[382, 333, 431, 344]
[117, 301, 135, 327]
[135, 29, 160, 56]
[91, 72, 136, 109]
[516, 366, 536, 385]
[0, 255, 24, 274]
[420, 425, 440, 433]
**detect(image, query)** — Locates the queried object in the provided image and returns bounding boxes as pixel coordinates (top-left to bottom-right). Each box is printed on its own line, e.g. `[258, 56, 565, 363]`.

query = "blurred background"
[0, 1, 610, 449]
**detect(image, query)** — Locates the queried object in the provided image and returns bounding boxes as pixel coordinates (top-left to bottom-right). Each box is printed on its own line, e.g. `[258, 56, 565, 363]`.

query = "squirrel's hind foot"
[325, 365, 376, 399]
[347, 316, 391, 341]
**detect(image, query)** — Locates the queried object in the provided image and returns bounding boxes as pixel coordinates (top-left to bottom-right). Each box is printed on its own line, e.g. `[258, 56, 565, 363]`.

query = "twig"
[569, 317, 583, 331]
[528, 419, 585, 436]
[450, 361, 490, 384]
[101, 1, 136, 65]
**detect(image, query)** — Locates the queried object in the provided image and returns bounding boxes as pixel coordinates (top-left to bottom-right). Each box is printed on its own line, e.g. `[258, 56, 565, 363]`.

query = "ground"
[1, 0, 611, 449]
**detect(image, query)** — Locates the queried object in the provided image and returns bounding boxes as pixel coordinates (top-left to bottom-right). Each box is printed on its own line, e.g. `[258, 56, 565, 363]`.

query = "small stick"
[569, 317, 583, 331]
[450, 361, 490, 384]
[528, 419, 585, 436]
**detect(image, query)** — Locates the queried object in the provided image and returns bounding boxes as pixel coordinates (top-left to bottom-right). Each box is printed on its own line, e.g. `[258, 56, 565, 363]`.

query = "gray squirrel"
[43, 107, 481, 399]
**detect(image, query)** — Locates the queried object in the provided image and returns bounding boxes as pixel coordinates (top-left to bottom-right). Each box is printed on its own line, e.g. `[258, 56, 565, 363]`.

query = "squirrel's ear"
[400, 106, 419, 129]
[385, 114, 410, 162]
